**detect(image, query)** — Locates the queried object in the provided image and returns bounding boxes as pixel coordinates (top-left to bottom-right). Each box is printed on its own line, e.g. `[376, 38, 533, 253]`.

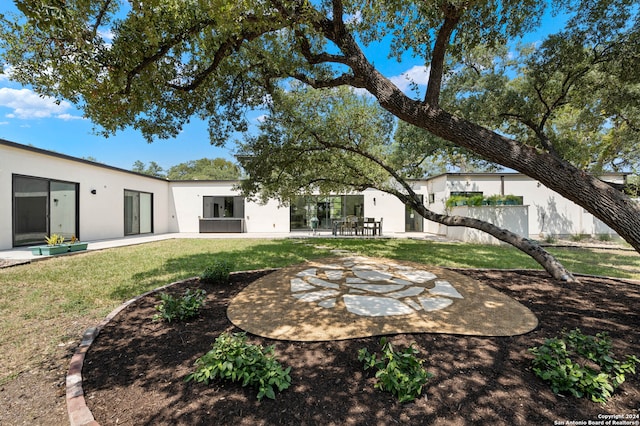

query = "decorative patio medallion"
[227, 257, 538, 341]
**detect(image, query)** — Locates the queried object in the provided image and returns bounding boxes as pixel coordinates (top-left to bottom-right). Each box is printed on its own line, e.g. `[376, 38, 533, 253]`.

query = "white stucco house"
[0, 138, 629, 250]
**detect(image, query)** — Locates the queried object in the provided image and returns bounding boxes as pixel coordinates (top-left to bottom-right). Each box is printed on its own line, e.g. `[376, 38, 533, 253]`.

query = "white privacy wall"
[424, 173, 623, 238]
[447, 205, 529, 245]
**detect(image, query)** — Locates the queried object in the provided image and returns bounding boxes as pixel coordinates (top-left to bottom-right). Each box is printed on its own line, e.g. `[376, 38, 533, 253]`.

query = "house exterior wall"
[1, 141, 171, 250]
[169, 181, 290, 233]
[169, 183, 421, 234]
[425, 173, 622, 238]
[1, 139, 628, 250]
[362, 189, 403, 233]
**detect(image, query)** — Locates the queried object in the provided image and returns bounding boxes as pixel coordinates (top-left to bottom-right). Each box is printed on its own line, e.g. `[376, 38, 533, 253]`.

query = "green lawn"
[1, 237, 638, 384]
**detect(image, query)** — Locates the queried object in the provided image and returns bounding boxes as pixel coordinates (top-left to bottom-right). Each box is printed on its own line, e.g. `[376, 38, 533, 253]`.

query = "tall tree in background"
[131, 158, 240, 180]
[167, 158, 240, 180]
[132, 160, 166, 178]
[1, 0, 639, 255]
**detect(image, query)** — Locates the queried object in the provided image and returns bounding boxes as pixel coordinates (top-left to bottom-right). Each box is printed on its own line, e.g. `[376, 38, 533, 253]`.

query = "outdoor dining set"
[331, 216, 383, 236]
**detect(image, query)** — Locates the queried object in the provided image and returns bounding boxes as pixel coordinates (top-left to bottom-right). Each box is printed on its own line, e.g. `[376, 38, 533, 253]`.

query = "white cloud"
[0, 65, 15, 82]
[0, 87, 82, 120]
[0, 121, 9, 125]
[56, 113, 85, 121]
[389, 65, 430, 93]
[98, 28, 115, 41]
[345, 11, 362, 25]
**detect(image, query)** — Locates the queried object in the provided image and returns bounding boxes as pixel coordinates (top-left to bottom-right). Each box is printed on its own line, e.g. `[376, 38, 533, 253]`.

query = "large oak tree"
[1, 0, 639, 274]
[238, 85, 575, 280]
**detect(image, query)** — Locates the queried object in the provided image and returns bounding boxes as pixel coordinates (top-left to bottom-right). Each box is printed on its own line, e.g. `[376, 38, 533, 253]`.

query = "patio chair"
[361, 217, 375, 236]
[341, 215, 358, 235]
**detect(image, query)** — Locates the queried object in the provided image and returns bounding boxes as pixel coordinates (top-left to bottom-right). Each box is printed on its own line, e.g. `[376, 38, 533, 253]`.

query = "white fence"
[446, 205, 529, 245]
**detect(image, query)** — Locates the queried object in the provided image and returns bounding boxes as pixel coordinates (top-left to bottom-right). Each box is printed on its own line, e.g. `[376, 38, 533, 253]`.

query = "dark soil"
[83, 270, 640, 425]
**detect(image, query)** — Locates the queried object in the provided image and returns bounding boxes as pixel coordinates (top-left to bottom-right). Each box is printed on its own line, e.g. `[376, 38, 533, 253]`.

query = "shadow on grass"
[108, 240, 333, 300]
[107, 237, 640, 301]
[84, 270, 640, 426]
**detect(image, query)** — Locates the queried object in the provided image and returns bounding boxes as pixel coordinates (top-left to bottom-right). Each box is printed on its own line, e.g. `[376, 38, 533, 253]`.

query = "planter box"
[29, 243, 88, 256]
[40, 245, 69, 255]
[68, 242, 88, 252]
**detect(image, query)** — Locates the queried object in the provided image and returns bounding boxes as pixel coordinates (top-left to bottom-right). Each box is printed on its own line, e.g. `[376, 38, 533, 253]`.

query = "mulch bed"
[82, 269, 640, 425]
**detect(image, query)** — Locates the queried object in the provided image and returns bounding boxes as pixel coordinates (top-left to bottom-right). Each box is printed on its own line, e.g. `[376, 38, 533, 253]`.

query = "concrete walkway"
[0, 231, 453, 261]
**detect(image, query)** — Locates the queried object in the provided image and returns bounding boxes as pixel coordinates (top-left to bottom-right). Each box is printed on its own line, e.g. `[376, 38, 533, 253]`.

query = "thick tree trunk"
[331, 32, 640, 253]
[410, 203, 577, 282]
[371, 85, 640, 253]
[321, 20, 639, 278]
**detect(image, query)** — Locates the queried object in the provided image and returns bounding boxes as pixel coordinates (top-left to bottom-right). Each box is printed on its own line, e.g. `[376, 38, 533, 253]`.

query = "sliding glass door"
[290, 195, 364, 230]
[124, 190, 153, 235]
[13, 175, 79, 246]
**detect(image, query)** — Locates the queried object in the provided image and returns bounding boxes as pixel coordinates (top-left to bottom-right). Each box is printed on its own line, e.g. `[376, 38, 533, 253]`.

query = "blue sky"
[0, 3, 562, 171]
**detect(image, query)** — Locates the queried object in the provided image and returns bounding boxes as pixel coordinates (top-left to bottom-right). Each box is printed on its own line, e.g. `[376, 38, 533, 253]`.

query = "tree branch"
[91, 0, 115, 36]
[295, 30, 351, 66]
[292, 72, 367, 89]
[425, 4, 463, 106]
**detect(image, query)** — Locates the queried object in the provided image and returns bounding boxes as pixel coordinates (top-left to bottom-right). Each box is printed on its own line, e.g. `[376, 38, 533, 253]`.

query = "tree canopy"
[132, 160, 165, 178]
[167, 157, 241, 180]
[1, 0, 639, 254]
[238, 85, 574, 280]
[131, 158, 240, 180]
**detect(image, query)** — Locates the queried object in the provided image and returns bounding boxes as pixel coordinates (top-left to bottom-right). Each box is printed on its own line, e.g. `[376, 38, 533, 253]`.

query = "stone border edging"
[66, 281, 175, 426]
[65, 270, 276, 426]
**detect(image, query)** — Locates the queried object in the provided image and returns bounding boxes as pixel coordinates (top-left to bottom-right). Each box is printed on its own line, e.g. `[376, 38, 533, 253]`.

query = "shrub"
[200, 259, 234, 284]
[445, 195, 467, 208]
[597, 233, 612, 242]
[186, 332, 291, 401]
[467, 195, 484, 206]
[153, 288, 206, 322]
[529, 328, 639, 404]
[358, 337, 432, 403]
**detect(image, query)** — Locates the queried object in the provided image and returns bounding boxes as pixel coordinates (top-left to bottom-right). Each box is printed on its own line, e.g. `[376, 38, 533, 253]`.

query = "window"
[124, 190, 153, 235]
[12, 175, 79, 246]
[203, 196, 244, 218]
[290, 195, 364, 230]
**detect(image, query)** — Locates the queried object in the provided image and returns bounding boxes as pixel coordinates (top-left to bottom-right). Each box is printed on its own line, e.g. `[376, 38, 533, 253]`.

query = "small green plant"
[467, 194, 484, 206]
[153, 288, 206, 322]
[45, 234, 65, 245]
[597, 233, 612, 242]
[358, 337, 432, 403]
[445, 195, 467, 208]
[529, 328, 639, 404]
[186, 332, 291, 401]
[200, 259, 234, 284]
[570, 233, 587, 242]
[544, 234, 557, 244]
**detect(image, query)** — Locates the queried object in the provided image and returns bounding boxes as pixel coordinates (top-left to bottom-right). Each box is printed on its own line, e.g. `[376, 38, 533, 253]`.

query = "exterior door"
[13, 175, 79, 246]
[124, 190, 153, 235]
[405, 195, 424, 232]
